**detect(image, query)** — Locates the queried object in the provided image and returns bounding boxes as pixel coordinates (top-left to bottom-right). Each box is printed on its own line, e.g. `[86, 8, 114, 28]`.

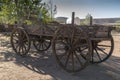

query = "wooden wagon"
[10, 13, 114, 72]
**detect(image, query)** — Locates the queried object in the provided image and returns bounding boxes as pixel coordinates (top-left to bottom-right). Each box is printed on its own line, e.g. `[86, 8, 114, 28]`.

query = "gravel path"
[0, 32, 120, 80]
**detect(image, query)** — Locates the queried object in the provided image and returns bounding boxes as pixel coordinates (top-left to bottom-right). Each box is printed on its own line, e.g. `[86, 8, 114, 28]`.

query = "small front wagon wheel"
[11, 28, 31, 56]
[52, 27, 92, 72]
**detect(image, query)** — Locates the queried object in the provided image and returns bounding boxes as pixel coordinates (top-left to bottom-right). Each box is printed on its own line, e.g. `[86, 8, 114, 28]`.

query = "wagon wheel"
[90, 36, 114, 63]
[11, 28, 31, 56]
[52, 27, 92, 72]
[33, 36, 51, 51]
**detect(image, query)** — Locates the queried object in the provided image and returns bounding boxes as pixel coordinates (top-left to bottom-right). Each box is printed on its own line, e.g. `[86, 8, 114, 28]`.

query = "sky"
[43, 0, 120, 19]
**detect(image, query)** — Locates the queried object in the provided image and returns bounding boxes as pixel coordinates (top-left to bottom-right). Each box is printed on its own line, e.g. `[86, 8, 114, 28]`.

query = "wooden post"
[90, 16, 93, 26]
[71, 12, 75, 25]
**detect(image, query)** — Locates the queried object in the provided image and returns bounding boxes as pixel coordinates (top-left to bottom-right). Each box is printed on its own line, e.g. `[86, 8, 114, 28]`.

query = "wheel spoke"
[91, 49, 94, 62]
[94, 48, 102, 61]
[23, 38, 27, 42]
[38, 42, 42, 50]
[71, 52, 75, 71]
[15, 43, 20, 50]
[21, 46, 25, 54]
[79, 52, 87, 60]
[43, 41, 48, 48]
[22, 34, 26, 39]
[97, 47, 108, 56]
[41, 43, 44, 50]
[81, 47, 88, 52]
[56, 41, 69, 59]
[24, 41, 29, 46]
[76, 48, 87, 60]
[65, 52, 71, 68]
[13, 37, 19, 42]
[73, 51, 83, 66]
[23, 43, 27, 52]
[18, 45, 22, 53]
[59, 50, 68, 60]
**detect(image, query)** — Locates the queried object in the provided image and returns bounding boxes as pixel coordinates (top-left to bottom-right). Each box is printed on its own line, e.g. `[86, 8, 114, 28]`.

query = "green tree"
[47, 0, 57, 20]
[0, 0, 55, 24]
[84, 13, 93, 26]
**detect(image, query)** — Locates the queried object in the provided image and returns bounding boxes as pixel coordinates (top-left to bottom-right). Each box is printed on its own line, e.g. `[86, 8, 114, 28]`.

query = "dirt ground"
[0, 32, 120, 80]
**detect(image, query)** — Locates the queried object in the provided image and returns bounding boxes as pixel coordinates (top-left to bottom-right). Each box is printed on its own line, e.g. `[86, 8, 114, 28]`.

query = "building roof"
[55, 17, 68, 19]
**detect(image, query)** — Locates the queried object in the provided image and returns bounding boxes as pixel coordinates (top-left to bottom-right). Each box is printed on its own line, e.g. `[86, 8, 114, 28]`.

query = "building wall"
[74, 17, 80, 25]
[55, 17, 68, 24]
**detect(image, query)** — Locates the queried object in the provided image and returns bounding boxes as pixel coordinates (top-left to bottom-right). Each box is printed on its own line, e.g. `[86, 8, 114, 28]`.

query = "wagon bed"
[22, 23, 114, 39]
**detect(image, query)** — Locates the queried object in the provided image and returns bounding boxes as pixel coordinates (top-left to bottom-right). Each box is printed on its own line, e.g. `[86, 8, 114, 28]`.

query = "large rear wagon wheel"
[52, 27, 92, 72]
[11, 28, 31, 56]
[90, 36, 114, 63]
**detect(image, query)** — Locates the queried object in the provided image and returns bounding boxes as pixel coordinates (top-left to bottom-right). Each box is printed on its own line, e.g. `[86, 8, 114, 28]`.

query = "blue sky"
[43, 0, 120, 19]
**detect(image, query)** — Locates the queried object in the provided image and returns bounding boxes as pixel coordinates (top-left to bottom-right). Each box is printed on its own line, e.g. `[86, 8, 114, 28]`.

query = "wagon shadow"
[74, 56, 120, 80]
[0, 49, 120, 80]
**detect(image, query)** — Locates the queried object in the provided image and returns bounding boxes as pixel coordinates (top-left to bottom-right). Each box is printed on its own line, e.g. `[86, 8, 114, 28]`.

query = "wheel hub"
[92, 41, 98, 49]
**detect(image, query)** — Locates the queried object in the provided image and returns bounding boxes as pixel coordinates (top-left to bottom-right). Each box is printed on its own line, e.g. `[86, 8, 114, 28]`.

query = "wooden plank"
[90, 37, 112, 41]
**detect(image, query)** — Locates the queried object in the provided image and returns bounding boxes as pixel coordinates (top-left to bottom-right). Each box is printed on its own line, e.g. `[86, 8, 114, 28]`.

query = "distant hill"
[81, 18, 120, 25]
